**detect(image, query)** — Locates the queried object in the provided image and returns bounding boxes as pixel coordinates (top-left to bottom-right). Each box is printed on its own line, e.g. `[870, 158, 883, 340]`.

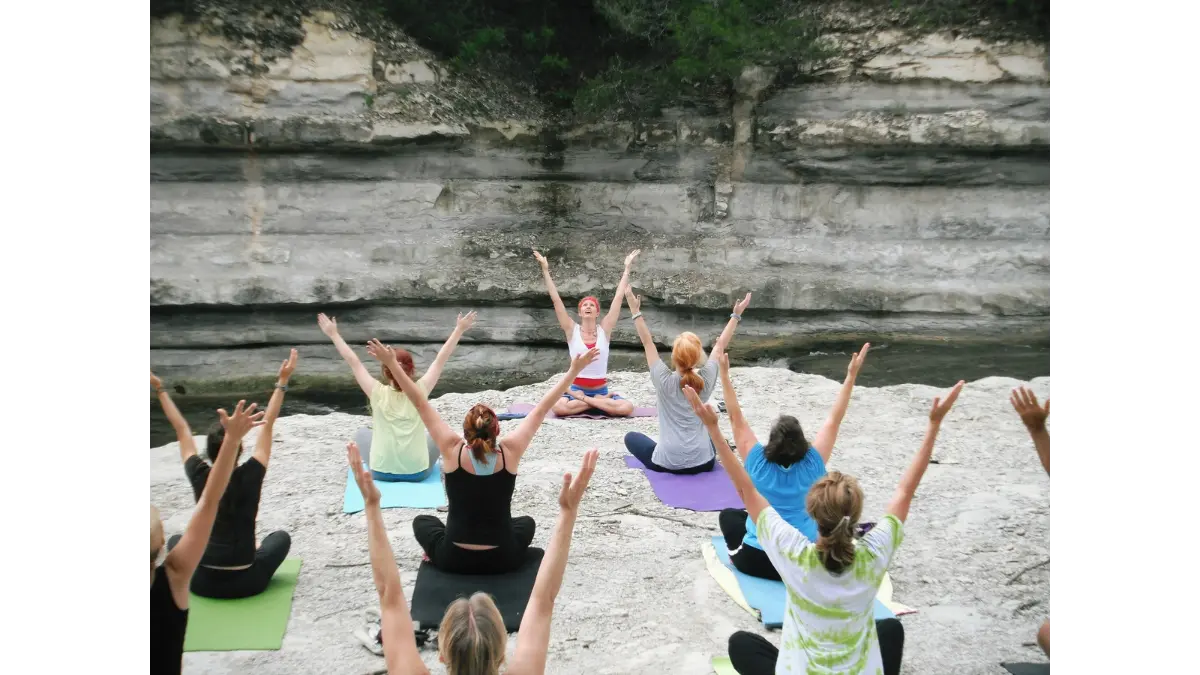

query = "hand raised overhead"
[317, 313, 339, 338]
[847, 343, 870, 378]
[347, 441, 381, 507]
[217, 400, 266, 439]
[930, 381, 965, 424]
[624, 249, 641, 268]
[456, 311, 478, 333]
[365, 338, 396, 365]
[1010, 386, 1049, 433]
[151, 372, 163, 391]
[623, 287, 641, 314]
[558, 448, 599, 513]
[569, 347, 600, 373]
[733, 292, 752, 316]
[277, 348, 299, 381]
[683, 385, 719, 427]
[532, 249, 549, 269]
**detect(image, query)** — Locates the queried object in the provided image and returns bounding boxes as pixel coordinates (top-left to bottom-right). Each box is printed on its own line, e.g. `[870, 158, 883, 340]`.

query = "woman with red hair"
[366, 337, 599, 574]
[318, 311, 475, 482]
[533, 248, 639, 417]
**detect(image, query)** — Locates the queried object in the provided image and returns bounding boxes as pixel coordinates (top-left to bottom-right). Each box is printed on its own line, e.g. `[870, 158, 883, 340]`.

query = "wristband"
[730, 313, 742, 321]
[275, 383, 288, 391]
[631, 312, 643, 321]
[154, 386, 164, 394]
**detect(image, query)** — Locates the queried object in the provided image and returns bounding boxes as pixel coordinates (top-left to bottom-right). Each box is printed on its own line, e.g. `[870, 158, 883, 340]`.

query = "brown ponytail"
[463, 404, 499, 463]
[672, 332, 705, 392]
[805, 472, 864, 574]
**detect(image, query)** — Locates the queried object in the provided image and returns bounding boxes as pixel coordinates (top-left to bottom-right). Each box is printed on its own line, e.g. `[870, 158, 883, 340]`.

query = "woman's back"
[369, 381, 431, 475]
[649, 359, 718, 468]
[755, 507, 904, 674]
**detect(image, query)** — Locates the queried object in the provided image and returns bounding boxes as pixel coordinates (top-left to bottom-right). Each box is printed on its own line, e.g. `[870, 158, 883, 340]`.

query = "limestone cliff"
[150, 6, 1049, 395]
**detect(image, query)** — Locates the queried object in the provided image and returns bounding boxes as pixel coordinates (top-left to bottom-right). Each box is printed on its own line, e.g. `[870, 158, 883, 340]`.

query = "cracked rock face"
[149, 8, 1048, 395]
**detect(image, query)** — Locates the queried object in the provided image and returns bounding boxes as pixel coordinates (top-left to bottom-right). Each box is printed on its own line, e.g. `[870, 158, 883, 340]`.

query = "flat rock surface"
[150, 367, 1050, 675]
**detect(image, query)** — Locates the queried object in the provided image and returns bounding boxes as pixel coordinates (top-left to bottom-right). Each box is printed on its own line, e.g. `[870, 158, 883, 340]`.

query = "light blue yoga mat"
[342, 461, 447, 514]
[709, 536, 894, 628]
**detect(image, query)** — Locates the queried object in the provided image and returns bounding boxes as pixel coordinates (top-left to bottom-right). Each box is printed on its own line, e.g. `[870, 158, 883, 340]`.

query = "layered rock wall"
[150, 10, 1049, 395]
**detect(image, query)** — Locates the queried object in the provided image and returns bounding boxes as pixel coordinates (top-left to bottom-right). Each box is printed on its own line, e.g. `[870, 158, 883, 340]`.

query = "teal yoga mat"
[342, 461, 447, 513]
[709, 536, 895, 629]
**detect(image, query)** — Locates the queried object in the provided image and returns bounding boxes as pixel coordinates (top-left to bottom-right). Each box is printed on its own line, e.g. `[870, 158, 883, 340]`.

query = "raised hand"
[317, 313, 339, 338]
[930, 381, 965, 424]
[532, 249, 549, 269]
[683, 386, 719, 427]
[623, 287, 641, 314]
[347, 441, 381, 507]
[719, 352, 731, 373]
[624, 249, 641, 269]
[456, 311, 478, 333]
[847, 343, 870, 378]
[733, 292, 752, 316]
[151, 372, 163, 391]
[1010, 386, 1049, 433]
[558, 449, 599, 512]
[217, 400, 266, 440]
[365, 338, 396, 365]
[569, 347, 601, 374]
[277, 348, 299, 382]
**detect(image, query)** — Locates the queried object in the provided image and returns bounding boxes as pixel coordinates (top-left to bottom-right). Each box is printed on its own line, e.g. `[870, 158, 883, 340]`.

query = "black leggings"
[728, 620, 905, 675]
[412, 514, 536, 575]
[624, 432, 716, 474]
[166, 531, 292, 599]
[718, 508, 782, 581]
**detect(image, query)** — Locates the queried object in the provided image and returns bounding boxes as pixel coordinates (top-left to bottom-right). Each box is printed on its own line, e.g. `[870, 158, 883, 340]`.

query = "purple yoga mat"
[622, 455, 742, 512]
[504, 402, 657, 420]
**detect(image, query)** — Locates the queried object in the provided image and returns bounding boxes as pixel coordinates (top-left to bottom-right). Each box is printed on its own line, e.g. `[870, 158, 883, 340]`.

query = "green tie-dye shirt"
[755, 508, 904, 675]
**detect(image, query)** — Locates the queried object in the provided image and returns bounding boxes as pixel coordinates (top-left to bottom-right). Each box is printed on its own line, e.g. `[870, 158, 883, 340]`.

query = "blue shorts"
[562, 383, 624, 400]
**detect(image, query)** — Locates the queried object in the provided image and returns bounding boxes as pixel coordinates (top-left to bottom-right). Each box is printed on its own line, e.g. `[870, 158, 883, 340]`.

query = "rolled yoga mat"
[623, 455, 742, 512]
[409, 548, 545, 632]
[183, 558, 302, 652]
[342, 461, 447, 514]
[503, 402, 658, 420]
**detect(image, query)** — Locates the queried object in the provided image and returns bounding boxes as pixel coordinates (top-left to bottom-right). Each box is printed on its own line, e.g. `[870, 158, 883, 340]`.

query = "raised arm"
[685, 386, 770, 521]
[421, 311, 476, 394]
[366, 339, 461, 457]
[533, 249, 575, 339]
[1011, 386, 1050, 475]
[710, 293, 751, 361]
[502, 349, 599, 459]
[508, 449, 598, 675]
[600, 249, 639, 335]
[623, 288, 659, 366]
[152, 372, 198, 464]
[253, 349, 298, 469]
[164, 401, 265, 598]
[318, 313, 379, 397]
[886, 381, 964, 523]
[812, 343, 869, 464]
[716, 354, 758, 461]
[346, 441, 429, 675]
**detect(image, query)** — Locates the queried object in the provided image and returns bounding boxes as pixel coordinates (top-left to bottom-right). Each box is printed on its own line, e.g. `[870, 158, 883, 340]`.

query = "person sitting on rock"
[687, 379, 964, 675]
[621, 289, 751, 474]
[151, 393, 263, 675]
[318, 311, 475, 482]
[532, 247, 639, 418]
[344, 437, 597, 675]
[1010, 385, 1050, 659]
[366, 337, 598, 575]
[160, 351, 297, 600]
[717, 344, 870, 581]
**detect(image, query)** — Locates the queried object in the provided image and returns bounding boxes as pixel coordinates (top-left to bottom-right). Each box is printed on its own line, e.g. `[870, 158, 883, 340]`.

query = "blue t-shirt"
[742, 442, 827, 550]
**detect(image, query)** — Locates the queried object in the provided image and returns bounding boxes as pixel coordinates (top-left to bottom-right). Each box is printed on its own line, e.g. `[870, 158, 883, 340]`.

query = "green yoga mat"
[711, 656, 737, 675]
[183, 559, 302, 652]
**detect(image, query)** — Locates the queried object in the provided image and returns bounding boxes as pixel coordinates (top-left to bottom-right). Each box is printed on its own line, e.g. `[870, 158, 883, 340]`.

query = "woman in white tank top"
[533, 248, 640, 417]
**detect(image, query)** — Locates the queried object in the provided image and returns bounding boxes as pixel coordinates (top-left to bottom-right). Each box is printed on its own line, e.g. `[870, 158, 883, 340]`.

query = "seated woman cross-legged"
[319, 312, 475, 482]
[622, 289, 750, 474]
[156, 350, 298, 601]
[717, 344, 870, 581]
[366, 337, 599, 575]
[685, 379, 965, 675]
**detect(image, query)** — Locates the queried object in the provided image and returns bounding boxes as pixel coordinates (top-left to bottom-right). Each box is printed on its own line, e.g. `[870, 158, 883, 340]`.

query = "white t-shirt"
[568, 324, 610, 381]
[755, 507, 904, 675]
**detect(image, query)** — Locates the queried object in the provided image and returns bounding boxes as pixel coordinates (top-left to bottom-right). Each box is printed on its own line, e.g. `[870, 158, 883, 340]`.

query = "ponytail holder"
[730, 313, 742, 322]
[837, 515, 851, 532]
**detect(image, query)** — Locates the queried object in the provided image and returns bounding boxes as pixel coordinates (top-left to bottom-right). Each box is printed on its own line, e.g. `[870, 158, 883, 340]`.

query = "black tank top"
[443, 443, 517, 546]
[150, 566, 188, 675]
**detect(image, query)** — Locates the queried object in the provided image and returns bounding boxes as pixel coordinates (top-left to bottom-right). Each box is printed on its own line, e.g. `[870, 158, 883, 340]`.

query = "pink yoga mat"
[503, 402, 657, 420]
[623, 455, 742, 512]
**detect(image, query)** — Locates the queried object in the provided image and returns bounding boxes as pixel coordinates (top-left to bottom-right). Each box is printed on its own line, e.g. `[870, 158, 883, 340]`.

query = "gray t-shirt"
[649, 358, 720, 470]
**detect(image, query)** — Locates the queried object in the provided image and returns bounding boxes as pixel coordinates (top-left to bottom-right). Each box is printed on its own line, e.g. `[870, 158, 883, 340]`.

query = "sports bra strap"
[456, 440, 507, 472]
